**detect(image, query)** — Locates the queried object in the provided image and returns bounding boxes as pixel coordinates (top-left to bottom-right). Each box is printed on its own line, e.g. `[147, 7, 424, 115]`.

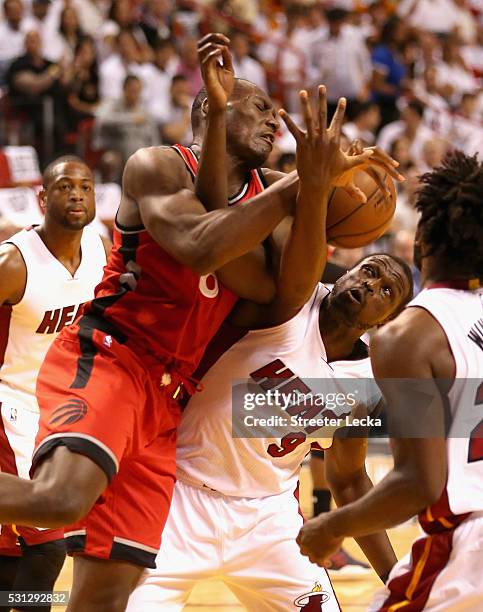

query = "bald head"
[191, 78, 265, 132]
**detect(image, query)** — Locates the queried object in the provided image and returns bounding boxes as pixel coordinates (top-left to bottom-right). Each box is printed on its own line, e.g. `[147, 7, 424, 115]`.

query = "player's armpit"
[0, 243, 27, 306]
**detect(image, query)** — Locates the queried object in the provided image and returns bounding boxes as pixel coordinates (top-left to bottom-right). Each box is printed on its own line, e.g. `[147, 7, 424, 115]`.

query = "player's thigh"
[225, 489, 340, 611]
[127, 480, 223, 612]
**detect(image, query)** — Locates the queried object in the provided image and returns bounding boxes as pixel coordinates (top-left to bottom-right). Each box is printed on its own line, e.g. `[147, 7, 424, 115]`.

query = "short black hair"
[123, 74, 140, 88]
[415, 150, 483, 276]
[405, 100, 425, 118]
[42, 155, 89, 187]
[356, 253, 414, 317]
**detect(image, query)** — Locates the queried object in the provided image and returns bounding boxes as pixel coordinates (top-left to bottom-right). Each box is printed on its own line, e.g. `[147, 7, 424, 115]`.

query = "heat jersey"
[410, 287, 483, 526]
[176, 283, 381, 497]
[0, 226, 106, 398]
[85, 145, 267, 377]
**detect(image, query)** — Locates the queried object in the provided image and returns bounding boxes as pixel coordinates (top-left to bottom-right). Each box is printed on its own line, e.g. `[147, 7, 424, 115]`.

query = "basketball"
[326, 167, 396, 248]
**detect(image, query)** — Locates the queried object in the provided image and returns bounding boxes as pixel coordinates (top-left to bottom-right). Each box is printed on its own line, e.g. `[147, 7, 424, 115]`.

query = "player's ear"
[38, 189, 47, 211]
[201, 97, 209, 117]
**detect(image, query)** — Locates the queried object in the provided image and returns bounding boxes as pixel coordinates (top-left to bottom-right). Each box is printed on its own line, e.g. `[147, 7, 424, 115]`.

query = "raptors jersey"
[0, 226, 106, 398]
[86, 145, 266, 377]
[176, 283, 380, 498]
[409, 287, 483, 525]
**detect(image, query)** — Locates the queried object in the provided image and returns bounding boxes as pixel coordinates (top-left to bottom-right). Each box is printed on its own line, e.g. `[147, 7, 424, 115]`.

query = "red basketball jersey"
[86, 145, 267, 378]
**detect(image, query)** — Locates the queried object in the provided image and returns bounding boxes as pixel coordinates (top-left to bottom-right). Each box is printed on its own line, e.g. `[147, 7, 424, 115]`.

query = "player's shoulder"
[123, 145, 191, 196]
[371, 306, 449, 374]
[0, 240, 27, 305]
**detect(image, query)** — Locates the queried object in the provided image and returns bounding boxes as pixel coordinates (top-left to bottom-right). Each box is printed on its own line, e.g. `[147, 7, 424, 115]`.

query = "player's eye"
[83, 185, 92, 192]
[382, 286, 392, 297]
[362, 265, 375, 277]
[60, 183, 70, 191]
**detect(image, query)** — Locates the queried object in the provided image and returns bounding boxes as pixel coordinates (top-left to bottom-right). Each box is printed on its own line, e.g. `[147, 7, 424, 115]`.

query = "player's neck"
[420, 258, 479, 290]
[319, 304, 363, 362]
[36, 222, 83, 274]
[191, 140, 251, 197]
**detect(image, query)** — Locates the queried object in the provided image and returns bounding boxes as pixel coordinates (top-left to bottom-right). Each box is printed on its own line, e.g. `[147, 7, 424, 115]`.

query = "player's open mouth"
[348, 288, 363, 304]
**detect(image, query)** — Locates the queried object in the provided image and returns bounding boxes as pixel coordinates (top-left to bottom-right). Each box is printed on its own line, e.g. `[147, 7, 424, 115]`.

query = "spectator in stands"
[371, 16, 408, 127]
[412, 65, 451, 137]
[0, 0, 31, 82]
[231, 31, 267, 93]
[144, 38, 179, 125]
[6, 29, 67, 155]
[435, 35, 478, 105]
[93, 74, 158, 167]
[139, 0, 173, 48]
[377, 100, 434, 168]
[71, 0, 108, 38]
[176, 36, 203, 97]
[397, 0, 459, 37]
[158, 73, 192, 145]
[450, 91, 483, 156]
[99, 29, 146, 101]
[419, 138, 448, 174]
[54, 5, 85, 64]
[100, 0, 151, 62]
[342, 101, 381, 146]
[64, 36, 100, 133]
[27, 0, 64, 62]
[390, 136, 413, 174]
[257, 4, 309, 112]
[310, 8, 372, 119]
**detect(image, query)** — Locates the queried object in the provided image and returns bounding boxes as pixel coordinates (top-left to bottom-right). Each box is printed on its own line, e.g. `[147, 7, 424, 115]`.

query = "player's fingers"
[279, 109, 303, 142]
[366, 157, 405, 181]
[299, 90, 314, 141]
[318, 84, 327, 135]
[201, 47, 222, 67]
[345, 149, 374, 169]
[342, 182, 367, 204]
[328, 97, 346, 140]
[197, 32, 230, 49]
[368, 145, 399, 167]
[365, 166, 391, 200]
[347, 138, 363, 156]
[221, 45, 234, 73]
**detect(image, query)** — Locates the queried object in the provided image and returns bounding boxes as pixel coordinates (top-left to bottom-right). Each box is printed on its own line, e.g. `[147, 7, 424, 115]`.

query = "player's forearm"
[329, 469, 397, 580]
[195, 109, 228, 211]
[274, 180, 329, 309]
[195, 171, 298, 273]
[326, 468, 430, 540]
[0, 473, 60, 527]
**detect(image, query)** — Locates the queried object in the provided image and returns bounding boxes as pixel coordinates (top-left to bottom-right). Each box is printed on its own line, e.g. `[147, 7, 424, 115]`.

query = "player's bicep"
[0, 244, 27, 305]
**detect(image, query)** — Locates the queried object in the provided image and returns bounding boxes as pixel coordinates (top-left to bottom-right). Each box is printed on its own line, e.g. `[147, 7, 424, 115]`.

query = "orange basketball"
[326, 167, 396, 248]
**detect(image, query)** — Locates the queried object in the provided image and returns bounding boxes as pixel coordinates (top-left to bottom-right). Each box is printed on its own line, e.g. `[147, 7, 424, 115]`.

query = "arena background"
[0, 0, 481, 609]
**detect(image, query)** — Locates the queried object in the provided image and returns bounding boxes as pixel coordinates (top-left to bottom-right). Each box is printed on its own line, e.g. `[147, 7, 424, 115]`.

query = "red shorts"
[0, 390, 63, 554]
[32, 315, 183, 568]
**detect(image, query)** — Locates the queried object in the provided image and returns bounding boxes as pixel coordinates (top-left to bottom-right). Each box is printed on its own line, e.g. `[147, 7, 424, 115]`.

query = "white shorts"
[127, 479, 340, 611]
[0, 383, 62, 548]
[369, 512, 483, 611]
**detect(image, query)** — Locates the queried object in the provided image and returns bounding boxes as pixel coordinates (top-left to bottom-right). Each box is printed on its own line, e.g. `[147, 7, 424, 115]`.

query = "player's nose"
[267, 114, 280, 133]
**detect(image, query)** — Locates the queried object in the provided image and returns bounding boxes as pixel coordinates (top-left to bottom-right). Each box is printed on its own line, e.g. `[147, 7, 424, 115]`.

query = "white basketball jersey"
[176, 283, 380, 498]
[410, 288, 483, 516]
[0, 226, 106, 399]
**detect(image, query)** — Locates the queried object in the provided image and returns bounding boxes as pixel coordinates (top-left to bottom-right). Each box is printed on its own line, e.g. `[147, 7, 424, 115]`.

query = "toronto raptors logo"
[49, 399, 88, 426]
[294, 582, 331, 611]
[199, 273, 219, 298]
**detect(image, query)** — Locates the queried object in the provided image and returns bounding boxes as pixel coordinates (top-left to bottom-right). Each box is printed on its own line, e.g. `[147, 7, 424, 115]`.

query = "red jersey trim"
[0, 305, 12, 369]
[172, 144, 198, 178]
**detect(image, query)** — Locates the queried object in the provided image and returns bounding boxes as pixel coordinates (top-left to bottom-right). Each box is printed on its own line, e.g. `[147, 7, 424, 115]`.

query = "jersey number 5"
[468, 381, 483, 463]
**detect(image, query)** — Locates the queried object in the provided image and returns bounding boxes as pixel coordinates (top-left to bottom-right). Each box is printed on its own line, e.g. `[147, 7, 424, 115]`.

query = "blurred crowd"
[0, 0, 482, 290]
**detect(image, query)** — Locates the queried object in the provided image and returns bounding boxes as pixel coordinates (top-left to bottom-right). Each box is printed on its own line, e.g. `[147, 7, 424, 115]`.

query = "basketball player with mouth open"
[127, 51, 412, 612]
[0, 33, 400, 611]
[298, 151, 483, 611]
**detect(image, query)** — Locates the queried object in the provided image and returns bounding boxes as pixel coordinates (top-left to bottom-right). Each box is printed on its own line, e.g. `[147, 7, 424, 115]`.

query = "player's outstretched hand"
[296, 514, 345, 567]
[197, 33, 235, 112]
[279, 86, 403, 203]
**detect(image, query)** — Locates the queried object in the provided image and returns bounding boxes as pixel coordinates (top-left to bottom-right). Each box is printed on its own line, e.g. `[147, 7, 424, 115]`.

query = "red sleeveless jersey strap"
[172, 144, 199, 179]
